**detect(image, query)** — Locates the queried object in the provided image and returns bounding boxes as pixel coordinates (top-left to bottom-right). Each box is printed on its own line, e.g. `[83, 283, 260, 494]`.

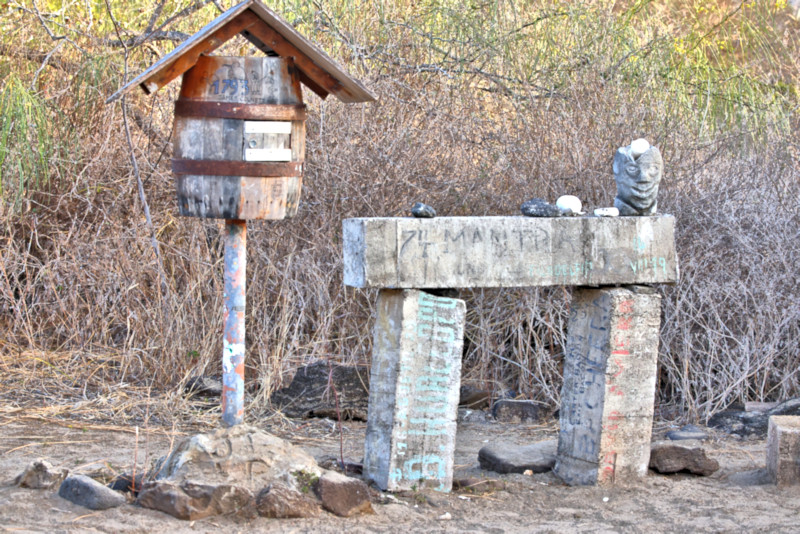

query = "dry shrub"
[0, 0, 799, 422]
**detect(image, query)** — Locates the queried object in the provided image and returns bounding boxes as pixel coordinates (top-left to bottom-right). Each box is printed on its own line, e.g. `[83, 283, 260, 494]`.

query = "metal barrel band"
[172, 159, 303, 177]
[173, 100, 307, 121]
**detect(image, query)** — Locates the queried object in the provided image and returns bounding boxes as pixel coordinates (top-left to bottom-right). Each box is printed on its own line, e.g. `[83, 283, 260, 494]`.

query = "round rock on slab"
[520, 198, 560, 217]
[411, 202, 436, 218]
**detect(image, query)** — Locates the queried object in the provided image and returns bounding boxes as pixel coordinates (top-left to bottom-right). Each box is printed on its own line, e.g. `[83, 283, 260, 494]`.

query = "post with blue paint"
[363, 289, 466, 492]
[222, 220, 247, 427]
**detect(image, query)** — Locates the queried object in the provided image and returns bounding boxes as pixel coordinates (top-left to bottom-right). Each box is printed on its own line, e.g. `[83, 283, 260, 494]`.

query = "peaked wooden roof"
[106, 0, 376, 104]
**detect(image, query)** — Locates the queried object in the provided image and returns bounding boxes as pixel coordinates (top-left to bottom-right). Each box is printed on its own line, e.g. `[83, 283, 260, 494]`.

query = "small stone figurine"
[613, 138, 663, 216]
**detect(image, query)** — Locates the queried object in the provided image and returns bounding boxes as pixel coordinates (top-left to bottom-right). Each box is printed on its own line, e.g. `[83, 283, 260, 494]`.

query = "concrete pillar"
[767, 415, 800, 486]
[363, 289, 465, 492]
[554, 286, 661, 486]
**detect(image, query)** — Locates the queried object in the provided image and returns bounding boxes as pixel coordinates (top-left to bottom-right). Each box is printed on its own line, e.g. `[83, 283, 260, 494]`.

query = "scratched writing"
[629, 256, 667, 275]
[388, 291, 461, 491]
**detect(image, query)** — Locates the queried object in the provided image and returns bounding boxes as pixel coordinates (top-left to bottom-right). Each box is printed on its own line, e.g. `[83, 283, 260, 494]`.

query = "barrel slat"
[173, 55, 305, 220]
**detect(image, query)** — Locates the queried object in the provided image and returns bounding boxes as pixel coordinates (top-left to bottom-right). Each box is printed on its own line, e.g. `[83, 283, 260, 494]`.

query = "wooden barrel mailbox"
[173, 56, 306, 220]
[106, 0, 375, 427]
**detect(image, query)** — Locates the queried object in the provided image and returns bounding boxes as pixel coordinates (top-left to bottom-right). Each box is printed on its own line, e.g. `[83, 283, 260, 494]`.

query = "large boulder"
[138, 425, 322, 520]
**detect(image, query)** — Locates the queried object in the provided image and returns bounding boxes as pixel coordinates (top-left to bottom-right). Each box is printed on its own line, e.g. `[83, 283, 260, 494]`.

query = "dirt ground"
[0, 415, 798, 533]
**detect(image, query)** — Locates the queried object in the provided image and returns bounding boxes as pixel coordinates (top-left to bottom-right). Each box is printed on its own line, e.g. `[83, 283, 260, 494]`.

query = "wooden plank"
[172, 159, 302, 177]
[244, 20, 345, 99]
[244, 121, 292, 134]
[140, 11, 261, 95]
[106, 3, 258, 102]
[246, 1, 376, 103]
[174, 101, 307, 121]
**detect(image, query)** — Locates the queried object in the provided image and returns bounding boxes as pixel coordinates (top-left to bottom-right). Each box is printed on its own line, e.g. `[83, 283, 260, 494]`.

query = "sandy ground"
[0, 415, 798, 533]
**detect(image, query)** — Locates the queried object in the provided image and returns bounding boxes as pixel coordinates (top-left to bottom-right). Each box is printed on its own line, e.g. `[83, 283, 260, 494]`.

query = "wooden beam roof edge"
[105, 0, 376, 105]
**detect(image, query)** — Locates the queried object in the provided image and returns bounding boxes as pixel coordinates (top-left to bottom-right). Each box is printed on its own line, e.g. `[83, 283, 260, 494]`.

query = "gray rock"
[14, 460, 68, 489]
[666, 424, 709, 441]
[314, 470, 373, 517]
[520, 198, 560, 217]
[270, 361, 370, 420]
[138, 480, 255, 520]
[256, 481, 320, 518]
[649, 441, 719, 476]
[479, 440, 557, 474]
[411, 202, 436, 218]
[184, 375, 223, 397]
[708, 398, 800, 437]
[613, 141, 663, 216]
[459, 385, 492, 409]
[58, 474, 126, 510]
[108, 472, 145, 495]
[492, 399, 541, 423]
[149, 425, 319, 486]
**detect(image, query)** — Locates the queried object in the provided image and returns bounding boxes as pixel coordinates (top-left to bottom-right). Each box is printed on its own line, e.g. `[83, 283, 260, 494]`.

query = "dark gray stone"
[666, 424, 709, 441]
[492, 399, 541, 423]
[708, 398, 800, 438]
[314, 471, 373, 517]
[411, 202, 436, 218]
[108, 472, 145, 495]
[184, 375, 223, 397]
[520, 198, 560, 217]
[270, 361, 370, 420]
[459, 385, 492, 409]
[256, 481, 320, 518]
[14, 460, 68, 489]
[479, 440, 557, 474]
[58, 474, 126, 510]
[649, 442, 719, 476]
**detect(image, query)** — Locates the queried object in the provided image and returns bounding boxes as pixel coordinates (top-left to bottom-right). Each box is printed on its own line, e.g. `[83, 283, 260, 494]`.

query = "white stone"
[556, 195, 583, 216]
[630, 138, 650, 158]
[594, 207, 619, 217]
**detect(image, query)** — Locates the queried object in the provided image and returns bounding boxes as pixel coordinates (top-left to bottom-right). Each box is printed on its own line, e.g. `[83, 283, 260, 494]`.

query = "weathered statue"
[613, 139, 663, 216]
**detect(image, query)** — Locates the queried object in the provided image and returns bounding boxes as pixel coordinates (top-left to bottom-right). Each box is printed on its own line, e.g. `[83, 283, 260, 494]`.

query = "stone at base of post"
[554, 286, 661, 486]
[767, 415, 800, 486]
[222, 220, 247, 427]
[363, 289, 465, 492]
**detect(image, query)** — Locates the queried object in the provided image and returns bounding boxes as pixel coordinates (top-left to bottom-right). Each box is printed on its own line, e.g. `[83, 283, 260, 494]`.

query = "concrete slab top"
[343, 215, 678, 289]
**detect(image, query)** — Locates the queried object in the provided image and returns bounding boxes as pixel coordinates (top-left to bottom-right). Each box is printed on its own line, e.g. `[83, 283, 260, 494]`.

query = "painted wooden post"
[222, 220, 247, 426]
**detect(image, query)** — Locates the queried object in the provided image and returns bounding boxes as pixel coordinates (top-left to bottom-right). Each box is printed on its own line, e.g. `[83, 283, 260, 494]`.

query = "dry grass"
[0, 0, 799, 424]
